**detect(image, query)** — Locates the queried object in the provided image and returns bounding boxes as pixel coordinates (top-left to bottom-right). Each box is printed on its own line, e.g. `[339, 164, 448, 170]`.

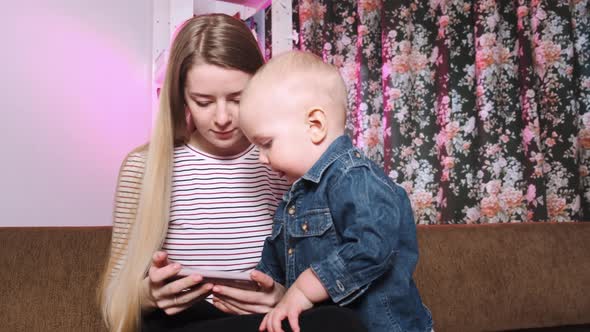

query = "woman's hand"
[141, 251, 214, 315]
[211, 270, 286, 314]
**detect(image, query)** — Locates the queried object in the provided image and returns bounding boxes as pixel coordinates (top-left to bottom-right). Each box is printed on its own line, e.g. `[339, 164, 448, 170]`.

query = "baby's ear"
[306, 107, 327, 144]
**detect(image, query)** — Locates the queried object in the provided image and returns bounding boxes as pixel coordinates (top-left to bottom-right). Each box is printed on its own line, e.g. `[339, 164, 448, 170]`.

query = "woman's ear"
[306, 107, 327, 144]
[185, 105, 195, 134]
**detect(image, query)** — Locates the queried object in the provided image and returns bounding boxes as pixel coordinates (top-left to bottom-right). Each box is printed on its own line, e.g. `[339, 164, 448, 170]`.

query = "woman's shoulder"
[127, 144, 148, 159]
[118, 145, 148, 175]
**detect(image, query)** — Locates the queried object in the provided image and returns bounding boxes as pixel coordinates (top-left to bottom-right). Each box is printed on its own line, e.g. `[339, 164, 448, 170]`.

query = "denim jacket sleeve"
[310, 165, 401, 305]
[255, 224, 286, 285]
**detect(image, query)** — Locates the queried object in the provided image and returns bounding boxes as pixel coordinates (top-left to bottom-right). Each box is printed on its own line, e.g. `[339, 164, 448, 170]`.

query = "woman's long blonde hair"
[98, 14, 264, 332]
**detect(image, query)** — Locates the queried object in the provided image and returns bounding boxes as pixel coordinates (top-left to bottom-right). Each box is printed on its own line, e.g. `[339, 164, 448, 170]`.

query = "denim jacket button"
[288, 248, 294, 255]
[301, 222, 308, 232]
[288, 206, 295, 215]
[354, 151, 361, 158]
[336, 280, 345, 291]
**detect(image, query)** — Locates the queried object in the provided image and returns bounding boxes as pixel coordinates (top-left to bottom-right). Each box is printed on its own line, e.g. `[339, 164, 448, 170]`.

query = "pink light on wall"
[1, 3, 152, 226]
[16, 7, 151, 163]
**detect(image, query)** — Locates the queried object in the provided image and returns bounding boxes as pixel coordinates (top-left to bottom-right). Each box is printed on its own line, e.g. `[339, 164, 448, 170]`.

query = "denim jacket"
[256, 135, 432, 332]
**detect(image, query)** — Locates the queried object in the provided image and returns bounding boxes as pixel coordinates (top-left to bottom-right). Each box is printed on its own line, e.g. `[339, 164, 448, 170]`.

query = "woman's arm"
[104, 150, 147, 280]
[104, 150, 214, 314]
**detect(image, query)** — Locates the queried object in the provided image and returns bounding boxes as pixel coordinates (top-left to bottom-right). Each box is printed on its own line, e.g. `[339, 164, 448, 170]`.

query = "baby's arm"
[259, 269, 328, 332]
[311, 166, 405, 305]
[292, 268, 329, 303]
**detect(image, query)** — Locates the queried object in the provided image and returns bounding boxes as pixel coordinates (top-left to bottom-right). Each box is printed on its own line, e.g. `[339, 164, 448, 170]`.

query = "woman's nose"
[214, 103, 231, 127]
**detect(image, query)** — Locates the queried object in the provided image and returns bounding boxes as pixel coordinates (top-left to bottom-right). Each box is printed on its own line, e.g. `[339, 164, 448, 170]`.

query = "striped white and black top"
[108, 144, 289, 277]
[163, 143, 288, 272]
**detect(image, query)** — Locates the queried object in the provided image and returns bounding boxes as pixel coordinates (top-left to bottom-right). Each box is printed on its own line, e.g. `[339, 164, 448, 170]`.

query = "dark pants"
[142, 300, 367, 332]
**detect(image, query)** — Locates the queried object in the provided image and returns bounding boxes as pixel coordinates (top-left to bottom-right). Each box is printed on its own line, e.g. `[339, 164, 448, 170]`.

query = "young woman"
[99, 14, 366, 332]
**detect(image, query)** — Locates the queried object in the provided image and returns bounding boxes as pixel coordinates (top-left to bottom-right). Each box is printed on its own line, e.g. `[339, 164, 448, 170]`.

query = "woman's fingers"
[250, 270, 275, 290]
[210, 272, 285, 314]
[159, 282, 214, 313]
[149, 261, 181, 284]
[213, 285, 268, 306]
[211, 296, 240, 314]
[213, 295, 270, 314]
[145, 251, 221, 315]
[163, 301, 192, 315]
[164, 274, 203, 296]
[213, 278, 283, 307]
[211, 296, 250, 315]
[153, 274, 204, 301]
[151, 251, 168, 268]
[175, 282, 213, 306]
[211, 299, 232, 314]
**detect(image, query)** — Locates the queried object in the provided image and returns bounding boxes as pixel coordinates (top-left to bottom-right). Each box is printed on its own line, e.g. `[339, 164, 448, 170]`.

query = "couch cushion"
[1, 223, 588, 332]
[415, 222, 590, 332]
[0, 227, 111, 332]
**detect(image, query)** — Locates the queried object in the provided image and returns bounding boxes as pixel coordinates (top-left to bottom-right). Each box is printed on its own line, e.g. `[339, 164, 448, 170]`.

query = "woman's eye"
[230, 99, 240, 104]
[196, 101, 211, 107]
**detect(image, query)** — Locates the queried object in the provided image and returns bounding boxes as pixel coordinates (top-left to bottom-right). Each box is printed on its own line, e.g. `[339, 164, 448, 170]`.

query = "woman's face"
[183, 63, 252, 156]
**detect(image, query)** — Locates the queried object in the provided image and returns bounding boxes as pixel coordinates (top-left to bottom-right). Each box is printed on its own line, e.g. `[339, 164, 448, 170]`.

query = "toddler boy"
[239, 51, 433, 332]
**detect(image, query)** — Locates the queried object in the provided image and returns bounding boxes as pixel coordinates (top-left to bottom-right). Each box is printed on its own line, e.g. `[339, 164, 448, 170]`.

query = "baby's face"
[240, 88, 316, 183]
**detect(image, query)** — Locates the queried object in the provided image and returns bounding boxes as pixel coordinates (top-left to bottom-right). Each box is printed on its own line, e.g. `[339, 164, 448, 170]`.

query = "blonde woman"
[99, 14, 366, 332]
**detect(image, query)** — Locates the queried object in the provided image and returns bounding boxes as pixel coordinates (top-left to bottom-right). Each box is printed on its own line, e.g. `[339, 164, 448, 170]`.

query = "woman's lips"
[213, 129, 235, 139]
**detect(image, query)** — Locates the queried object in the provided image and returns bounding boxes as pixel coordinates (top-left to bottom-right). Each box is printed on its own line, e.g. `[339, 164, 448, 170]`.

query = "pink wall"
[0, 2, 153, 226]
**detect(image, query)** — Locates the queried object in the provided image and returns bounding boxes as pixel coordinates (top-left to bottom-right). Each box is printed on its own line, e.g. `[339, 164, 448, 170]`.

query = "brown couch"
[1, 222, 589, 332]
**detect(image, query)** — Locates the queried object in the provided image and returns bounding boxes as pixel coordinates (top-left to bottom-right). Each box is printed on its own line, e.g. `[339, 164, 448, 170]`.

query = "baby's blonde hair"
[245, 50, 347, 130]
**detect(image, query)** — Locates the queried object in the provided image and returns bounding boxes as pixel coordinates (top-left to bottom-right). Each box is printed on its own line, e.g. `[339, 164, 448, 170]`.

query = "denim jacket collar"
[301, 135, 352, 184]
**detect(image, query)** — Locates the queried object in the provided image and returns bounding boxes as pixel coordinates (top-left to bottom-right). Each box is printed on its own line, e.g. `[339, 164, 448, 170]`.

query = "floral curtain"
[269, 0, 589, 225]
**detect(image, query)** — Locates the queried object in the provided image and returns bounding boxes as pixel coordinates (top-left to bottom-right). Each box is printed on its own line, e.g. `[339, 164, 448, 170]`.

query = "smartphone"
[176, 268, 260, 291]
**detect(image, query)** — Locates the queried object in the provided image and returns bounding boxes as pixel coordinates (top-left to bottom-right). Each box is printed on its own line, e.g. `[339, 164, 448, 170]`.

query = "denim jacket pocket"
[287, 209, 333, 238]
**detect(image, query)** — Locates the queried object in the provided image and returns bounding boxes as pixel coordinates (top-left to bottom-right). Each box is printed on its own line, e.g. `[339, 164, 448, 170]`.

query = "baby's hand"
[258, 283, 313, 332]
